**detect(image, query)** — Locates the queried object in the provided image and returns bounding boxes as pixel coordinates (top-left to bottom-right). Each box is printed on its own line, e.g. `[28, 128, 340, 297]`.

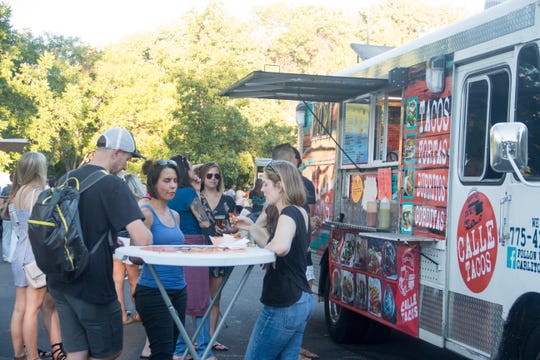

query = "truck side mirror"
[490, 122, 528, 173]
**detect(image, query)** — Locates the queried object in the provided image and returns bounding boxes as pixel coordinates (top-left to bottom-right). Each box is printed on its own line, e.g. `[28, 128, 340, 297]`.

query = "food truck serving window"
[342, 91, 401, 167]
[377, 90, 401, 163]
[343, 98, 370, 165]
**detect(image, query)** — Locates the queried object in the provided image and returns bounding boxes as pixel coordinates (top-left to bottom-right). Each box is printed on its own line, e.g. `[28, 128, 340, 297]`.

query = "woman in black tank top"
[234, 160, 314, 360]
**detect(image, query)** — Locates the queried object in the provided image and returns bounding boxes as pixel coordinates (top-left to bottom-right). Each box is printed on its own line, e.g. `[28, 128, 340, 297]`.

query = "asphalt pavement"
[0, 260, 262, 359]
[0, 259, 327, 359]
[0, 255, 465, 360]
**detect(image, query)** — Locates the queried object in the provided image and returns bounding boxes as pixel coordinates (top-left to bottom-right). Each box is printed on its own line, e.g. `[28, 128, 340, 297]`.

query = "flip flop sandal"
[123, 316, 135, 325]
[212, 341, 229, 351]
[299, 348, 319, 359]
[38, 349, 52, 358]
[173, 355, 192, 360]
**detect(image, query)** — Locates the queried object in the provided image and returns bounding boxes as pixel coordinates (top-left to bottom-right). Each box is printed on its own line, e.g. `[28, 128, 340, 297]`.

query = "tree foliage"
[0, 0, 474, 184]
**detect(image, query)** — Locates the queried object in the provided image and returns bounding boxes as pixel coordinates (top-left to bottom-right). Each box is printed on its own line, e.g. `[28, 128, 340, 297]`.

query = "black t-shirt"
[302, 176, 316, 266]
[47, 164, 144, 304]
[261, 206, 311, 307]
[302, 175, 316, 215]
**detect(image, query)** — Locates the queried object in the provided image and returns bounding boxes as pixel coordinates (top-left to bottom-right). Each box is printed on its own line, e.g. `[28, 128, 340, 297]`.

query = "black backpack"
[28, 170, 109, 283]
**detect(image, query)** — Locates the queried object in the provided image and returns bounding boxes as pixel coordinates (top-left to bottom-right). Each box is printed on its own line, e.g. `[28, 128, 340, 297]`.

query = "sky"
[4, 0, 486, 47]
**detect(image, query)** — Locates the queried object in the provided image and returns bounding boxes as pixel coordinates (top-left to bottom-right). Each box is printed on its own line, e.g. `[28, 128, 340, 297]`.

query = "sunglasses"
[265, 161, 280, 179]
[206, 173, 221, 180]
[157, 159, 178, 167]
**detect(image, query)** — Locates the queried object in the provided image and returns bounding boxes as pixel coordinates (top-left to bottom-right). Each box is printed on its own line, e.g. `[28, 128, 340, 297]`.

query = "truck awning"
[220, 71, 388, 103]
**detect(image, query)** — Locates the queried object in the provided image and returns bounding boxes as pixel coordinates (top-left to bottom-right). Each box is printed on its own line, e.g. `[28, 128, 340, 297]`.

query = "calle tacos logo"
[457, 192, 498, 293]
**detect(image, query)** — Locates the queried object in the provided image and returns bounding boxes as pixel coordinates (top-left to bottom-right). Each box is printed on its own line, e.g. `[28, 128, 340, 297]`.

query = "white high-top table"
[115, 245, 275, 360]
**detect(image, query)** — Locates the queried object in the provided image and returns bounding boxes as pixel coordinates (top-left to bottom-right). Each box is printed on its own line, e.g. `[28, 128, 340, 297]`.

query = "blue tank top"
[137, 205, 187, 290]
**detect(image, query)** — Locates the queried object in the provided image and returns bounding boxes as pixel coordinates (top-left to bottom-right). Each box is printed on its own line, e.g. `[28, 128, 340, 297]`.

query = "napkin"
[210, 234, 249, 249]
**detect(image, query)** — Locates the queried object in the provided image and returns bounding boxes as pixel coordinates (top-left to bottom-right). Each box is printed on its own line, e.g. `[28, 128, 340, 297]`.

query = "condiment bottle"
[366, 200, 377, 227]
[378, 197, 391, 230]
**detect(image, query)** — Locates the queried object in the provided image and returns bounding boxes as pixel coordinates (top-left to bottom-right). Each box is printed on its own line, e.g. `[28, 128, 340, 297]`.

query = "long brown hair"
[2, 151, 47, 217]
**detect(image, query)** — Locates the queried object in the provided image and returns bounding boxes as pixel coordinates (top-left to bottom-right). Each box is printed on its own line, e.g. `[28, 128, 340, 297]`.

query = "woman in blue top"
[133, 159, 186, 360]
[168, 155, 215, 360]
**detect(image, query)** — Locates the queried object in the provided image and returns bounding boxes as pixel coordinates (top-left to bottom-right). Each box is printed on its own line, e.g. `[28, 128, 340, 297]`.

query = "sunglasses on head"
[206, 173, 221, 180]
[265, 161, 280, 179]
[157, 159, 177, 167]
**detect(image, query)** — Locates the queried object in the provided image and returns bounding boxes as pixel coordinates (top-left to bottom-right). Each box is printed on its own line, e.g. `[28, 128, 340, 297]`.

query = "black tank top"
[261, 206, 312, 307]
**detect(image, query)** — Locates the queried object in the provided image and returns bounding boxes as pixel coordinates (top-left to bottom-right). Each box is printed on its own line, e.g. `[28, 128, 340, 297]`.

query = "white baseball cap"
[96, 127, 145, 159]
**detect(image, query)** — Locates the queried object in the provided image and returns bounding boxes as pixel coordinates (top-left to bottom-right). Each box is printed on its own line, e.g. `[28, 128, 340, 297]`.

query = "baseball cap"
[96, 127, 145, 159]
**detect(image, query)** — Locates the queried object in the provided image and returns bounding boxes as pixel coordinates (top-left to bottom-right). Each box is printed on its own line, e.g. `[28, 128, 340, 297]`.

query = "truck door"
[446, 44, 540, 357]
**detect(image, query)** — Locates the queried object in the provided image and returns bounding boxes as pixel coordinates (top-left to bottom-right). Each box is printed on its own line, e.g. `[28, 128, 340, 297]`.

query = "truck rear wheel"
[324, 274, 369, 343]
[363, 317, 392, 343]
[521, 324, 540, 360]
[497, 295, 540, 360]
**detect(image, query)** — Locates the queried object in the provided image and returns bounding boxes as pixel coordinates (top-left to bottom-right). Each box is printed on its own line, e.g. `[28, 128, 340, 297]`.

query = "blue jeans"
[245, 291, 314, 360]
[174, 316, 214, 359]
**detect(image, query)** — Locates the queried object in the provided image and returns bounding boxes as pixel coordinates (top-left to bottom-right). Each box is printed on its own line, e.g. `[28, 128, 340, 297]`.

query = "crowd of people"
[0, 127, 320, 360]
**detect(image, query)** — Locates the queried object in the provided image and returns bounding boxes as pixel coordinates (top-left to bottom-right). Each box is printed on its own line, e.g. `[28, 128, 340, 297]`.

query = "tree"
[254, 3, 357, 74]
[0, 0, 475, 183]
[364, 0, 467, 46]
[154, 2, 294, 185]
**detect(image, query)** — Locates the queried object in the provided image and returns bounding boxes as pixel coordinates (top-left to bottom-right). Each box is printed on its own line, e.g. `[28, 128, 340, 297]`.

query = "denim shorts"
[49, 287, 123, 358]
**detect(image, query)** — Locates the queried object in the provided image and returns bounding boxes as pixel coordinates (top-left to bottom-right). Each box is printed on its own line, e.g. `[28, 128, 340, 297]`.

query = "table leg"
[183, 268, 232, 359]
[200, 265, 254, 359]
[148, 264, 200, 360]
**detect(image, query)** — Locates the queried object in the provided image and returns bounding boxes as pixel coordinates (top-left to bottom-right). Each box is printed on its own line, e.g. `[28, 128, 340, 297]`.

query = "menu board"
[400, 60, 453, 240]
[342, 102, 370, 165]
[329, 227, 419, 337]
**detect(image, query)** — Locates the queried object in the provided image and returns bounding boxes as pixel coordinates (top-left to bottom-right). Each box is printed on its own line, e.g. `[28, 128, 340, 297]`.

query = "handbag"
[23, 260, 47, 289]
[16, 189, 46, 288]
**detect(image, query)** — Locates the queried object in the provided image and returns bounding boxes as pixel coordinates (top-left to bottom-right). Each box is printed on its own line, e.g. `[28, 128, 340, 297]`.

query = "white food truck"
[222, 1, 540, 358]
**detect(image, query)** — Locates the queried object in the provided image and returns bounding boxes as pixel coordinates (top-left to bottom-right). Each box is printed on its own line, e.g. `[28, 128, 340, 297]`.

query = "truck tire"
[363, 317, 392, 344]
[497, 295, 540, 360]
[323, 274, 369, 343]
[521, 323, 540, 360]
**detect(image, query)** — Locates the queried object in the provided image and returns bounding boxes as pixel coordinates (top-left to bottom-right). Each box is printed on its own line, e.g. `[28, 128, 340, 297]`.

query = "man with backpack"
[46, 127, 152, 360]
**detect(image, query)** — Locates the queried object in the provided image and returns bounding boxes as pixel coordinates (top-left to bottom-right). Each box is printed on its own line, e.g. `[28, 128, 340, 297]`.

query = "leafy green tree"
[154, 2, 294, 186]
[91, 39, 178, 175]
[254, 3, 356, 74]
[0, 0, 475, 184]
[165, 71, 252, 188]
[362, 0, 468, 46]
